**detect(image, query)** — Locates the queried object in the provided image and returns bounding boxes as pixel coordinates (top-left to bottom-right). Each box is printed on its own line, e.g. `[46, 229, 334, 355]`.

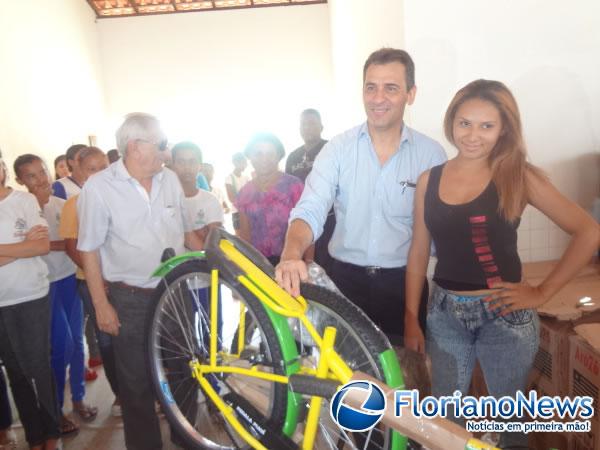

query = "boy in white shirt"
[15, 154, 97, 436]
[1, 151, 60, 449]
[171, 142, 224, 244]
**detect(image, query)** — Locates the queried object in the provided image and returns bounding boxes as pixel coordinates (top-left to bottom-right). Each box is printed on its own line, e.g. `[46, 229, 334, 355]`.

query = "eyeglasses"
[137, 139, 168, 152]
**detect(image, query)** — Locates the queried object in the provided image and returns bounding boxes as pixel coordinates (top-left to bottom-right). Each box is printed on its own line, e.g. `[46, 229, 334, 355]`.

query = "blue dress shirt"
[289, 122, 447, 268]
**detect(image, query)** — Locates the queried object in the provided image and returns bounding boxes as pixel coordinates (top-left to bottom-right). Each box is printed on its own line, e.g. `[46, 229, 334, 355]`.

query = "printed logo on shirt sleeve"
[14, 218, 27, 237]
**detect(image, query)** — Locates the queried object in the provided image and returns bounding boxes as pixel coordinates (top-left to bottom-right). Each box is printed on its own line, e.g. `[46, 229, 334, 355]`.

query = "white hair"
[115, 112, 163, 157]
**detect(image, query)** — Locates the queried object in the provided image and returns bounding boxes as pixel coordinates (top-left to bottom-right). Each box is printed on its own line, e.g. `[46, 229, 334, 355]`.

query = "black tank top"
[424, 164, 522, 291]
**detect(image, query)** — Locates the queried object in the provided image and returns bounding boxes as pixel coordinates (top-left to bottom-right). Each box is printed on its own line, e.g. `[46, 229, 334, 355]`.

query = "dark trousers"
[0, 368, 12, 430]
[0, 296, 60, 446]
[330, 259, 428, 346]
[78, 280, 119, 397]
[314, 209, 336, 275]
[108, 284, 161, 450]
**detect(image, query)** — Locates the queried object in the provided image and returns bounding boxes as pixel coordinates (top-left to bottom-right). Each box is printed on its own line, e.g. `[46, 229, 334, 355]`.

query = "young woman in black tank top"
[404, 80, 599, 448]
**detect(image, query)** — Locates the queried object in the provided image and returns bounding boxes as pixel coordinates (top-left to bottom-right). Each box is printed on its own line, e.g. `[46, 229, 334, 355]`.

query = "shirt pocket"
[386, 180, 416, 218]
[160, 205, 183, 234]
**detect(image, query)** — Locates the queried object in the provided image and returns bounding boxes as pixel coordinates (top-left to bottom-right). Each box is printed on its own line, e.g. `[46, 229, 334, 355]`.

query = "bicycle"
[147, 227, 498, 450]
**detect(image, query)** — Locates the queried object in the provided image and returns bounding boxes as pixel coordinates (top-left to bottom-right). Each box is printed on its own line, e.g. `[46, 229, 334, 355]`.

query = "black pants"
[0, 368, 12, 430]
[329, 259, 428, 346]
[314, 209, 336, 275]
[0, 296, 60, 446]
[108, 284, 162, 450]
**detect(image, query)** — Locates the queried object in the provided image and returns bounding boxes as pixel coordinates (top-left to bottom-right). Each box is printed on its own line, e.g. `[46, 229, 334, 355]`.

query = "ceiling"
[87, 0, 327, 18]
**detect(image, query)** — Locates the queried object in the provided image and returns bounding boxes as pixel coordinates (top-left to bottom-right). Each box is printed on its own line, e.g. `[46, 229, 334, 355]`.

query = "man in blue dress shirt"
[275, 48, 447, 344]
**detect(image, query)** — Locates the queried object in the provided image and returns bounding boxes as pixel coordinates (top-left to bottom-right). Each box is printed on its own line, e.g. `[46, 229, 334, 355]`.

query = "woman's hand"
[404, 319, 426, 354]
[484, 281, 548, 314]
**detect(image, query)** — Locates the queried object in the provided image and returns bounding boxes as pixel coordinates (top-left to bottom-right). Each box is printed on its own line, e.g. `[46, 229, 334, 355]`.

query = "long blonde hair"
[444, 79, 543, 222]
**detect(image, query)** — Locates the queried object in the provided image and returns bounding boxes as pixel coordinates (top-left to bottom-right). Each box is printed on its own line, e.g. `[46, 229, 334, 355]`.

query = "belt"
[333, 259, 405, 277]
[106, 281, 155, 295]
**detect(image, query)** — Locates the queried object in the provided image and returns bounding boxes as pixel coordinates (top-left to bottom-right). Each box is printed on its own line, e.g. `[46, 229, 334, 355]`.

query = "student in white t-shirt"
[225, 152, 250, 231]
[0, 151, 61, 449]
[171, 142, 224, 245]
[15, 154, 97, 436]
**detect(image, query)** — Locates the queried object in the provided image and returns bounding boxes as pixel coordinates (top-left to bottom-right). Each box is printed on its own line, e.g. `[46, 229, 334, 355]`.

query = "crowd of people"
[0, 47, 598, 450]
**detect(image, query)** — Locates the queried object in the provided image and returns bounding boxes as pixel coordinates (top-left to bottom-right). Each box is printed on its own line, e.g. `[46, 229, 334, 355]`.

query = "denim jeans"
[49, 274, 85, 407]
[426, 284, 539, 448]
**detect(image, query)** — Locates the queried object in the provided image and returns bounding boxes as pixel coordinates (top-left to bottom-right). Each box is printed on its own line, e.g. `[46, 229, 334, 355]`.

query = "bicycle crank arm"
[289, 374, 340, 399]
[222, 391, 298, 450]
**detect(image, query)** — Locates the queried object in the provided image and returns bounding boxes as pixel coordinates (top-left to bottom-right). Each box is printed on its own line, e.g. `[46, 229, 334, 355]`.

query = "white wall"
[328, 0, 404, 128]
[0, 0, 105, 179]
[403, 0, 600, 261]
[97, 4, 333, 175]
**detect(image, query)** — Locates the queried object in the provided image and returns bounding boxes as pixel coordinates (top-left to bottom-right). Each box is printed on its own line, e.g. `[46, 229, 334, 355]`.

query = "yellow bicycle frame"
[187, 239, 353, 450]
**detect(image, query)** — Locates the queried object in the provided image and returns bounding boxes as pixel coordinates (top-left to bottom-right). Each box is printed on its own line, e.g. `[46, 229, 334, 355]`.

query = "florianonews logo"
[330, 380, 386, 432]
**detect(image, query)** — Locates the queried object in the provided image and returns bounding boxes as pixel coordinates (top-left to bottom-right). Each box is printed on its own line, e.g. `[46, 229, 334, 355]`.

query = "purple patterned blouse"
[235, 173, 303, 258]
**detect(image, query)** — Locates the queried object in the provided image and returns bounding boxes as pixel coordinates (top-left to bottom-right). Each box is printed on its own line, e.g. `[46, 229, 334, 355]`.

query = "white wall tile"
[531, 247, 550, 261]
[519, 249, 531, 263]
[547, 246, 566, 260]
[549, 228, 570, 247]
[517, 230, 531, 250]
[520, 208, 532, 231]
[531, 209, 550, 230]
[530, 229, 549, 249]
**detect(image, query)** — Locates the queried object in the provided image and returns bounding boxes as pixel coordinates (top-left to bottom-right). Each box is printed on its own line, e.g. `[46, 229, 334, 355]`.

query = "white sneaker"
[0, 428, 17, 449]
[111, 402, 122, 417]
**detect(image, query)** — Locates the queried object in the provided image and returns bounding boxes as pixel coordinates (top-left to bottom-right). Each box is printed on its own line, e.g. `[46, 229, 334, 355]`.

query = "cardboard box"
[529, 318, 574, 397]
[568, 333, 600, 450]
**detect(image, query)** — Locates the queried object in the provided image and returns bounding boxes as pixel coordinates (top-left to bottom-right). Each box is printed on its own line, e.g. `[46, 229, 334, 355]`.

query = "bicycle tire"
[147, 259, 288, 449]
[234, 282, 401, 449]
[291, 282, 398, 450]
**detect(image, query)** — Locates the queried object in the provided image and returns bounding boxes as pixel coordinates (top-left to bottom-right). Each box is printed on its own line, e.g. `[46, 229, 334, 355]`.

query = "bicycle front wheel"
[147, 260, 288, 449]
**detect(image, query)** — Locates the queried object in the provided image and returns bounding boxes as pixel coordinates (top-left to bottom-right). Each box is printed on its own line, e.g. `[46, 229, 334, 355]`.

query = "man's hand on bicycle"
[275, 258, 308, 297]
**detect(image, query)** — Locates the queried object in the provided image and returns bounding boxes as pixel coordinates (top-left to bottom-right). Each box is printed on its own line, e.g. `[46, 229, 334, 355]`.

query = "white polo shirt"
[0, 190, 50, 306]
[41, 195, 76, 282]
[183, 189, 224, 231]
[77, 159, 191, 288]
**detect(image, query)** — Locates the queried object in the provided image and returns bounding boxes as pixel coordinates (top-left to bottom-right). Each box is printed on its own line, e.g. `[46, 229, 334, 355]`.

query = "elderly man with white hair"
[77, 113, 203, 449]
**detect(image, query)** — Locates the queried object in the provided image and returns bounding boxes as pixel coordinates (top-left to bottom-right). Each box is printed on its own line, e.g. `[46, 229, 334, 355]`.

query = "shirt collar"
[113, 158, 165, 183]
[359, 121, 413, 148]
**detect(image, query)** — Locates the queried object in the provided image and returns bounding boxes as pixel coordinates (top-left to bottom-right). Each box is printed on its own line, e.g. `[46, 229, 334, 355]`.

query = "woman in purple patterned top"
[235, 133, 304, 266]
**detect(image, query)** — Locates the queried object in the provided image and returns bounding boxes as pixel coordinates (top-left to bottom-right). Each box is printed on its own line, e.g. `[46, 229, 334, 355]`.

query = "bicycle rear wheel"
[147, 260, 288, 449]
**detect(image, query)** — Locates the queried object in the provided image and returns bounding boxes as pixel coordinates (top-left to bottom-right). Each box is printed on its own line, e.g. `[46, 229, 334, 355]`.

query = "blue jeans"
[426, 285, 539, 448]
[50, 274, 85, 408]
